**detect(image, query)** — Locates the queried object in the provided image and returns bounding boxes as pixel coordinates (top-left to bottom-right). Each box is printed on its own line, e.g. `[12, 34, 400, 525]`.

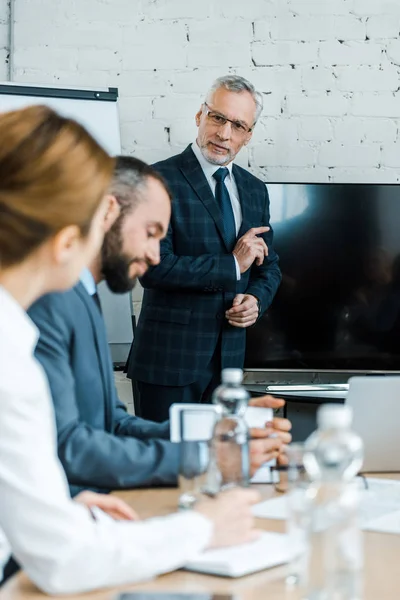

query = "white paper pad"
[184, 531, 293, 577]
[252, 478, 400, 534]
[244, 406, 273, 428]
[250, 463, 279, 484]
[253, 495, 288, 519]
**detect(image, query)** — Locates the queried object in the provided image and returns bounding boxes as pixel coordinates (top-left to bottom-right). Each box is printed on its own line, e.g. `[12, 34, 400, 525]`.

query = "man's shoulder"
[233, 163, 265, 189]
[28, 286, 80, 325]
[152, 150, 185, 173]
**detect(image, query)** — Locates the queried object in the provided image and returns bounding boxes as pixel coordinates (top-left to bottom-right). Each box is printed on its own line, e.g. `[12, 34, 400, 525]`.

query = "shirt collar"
[0, 285, 39, 356]
[79, 268, 97, 296]
[191, 141, 234, 180]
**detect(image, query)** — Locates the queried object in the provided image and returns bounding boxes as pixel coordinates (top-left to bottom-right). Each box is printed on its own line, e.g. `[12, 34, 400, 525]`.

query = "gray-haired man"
[129, 75, 282, 422]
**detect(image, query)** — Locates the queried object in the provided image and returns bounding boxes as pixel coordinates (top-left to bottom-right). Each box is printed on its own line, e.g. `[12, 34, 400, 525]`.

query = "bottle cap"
[221, 368, 243, 385]
[317, 404, 353, 430]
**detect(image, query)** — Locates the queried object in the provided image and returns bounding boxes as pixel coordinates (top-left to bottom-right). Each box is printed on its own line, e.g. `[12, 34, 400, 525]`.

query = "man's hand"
[226, 294, 259, 328]
[195, 488, 261, 549]
[248, 395, 292, 474]
[75, 491, 139, 521]
[233, 226, 270, 274]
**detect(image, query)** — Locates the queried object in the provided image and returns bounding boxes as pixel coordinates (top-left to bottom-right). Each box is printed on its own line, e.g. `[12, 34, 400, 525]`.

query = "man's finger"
[227, 296, 258, 315]
[250, 427, 271, 439]
[250, 239, 268, 256]
[250, 451, 281, 473]
[265, 428, 292, 445]
[250, 437, 282, 456]
[271, 417, 292, 432]
[248, 226, 270, 236]
[249, 395, 285, 410]
[228, 317, 257, 328]
[228, 303, 258, 317]
[226, 302, 256, 316]
[227, 311, 258, 322]
[232, 293, 245, 307]
[277, 453, 289, 466]
[251, 237, 269, 253]
[227, 310, 258, 324]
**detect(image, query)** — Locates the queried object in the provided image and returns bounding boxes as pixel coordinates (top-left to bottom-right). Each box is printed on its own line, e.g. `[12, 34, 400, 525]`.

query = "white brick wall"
[0, 0, 8, 80]
[0, 0, 399, 182]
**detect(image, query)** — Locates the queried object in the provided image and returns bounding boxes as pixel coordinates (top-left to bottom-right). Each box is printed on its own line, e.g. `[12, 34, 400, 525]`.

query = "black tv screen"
[245, 183, 400, 372]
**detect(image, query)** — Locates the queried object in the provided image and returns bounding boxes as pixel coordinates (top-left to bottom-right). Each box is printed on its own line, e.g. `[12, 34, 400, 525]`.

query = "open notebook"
[184, 531, 293, 578]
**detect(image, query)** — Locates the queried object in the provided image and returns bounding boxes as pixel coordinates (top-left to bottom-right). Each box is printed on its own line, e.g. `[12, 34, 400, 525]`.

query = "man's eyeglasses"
[203, 102, 254, 135]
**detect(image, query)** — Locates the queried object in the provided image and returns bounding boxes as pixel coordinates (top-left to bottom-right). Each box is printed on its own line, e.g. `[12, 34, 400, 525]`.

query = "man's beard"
[101, 228, 138, 294]
[201, 141, 233, 165]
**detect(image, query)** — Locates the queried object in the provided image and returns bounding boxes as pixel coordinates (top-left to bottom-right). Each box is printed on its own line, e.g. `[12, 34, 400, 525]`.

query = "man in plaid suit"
[129, 75, 282, 422]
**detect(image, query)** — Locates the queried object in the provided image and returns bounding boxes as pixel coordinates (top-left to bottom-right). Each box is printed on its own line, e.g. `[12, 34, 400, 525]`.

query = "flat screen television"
[244, 183, 400, 378]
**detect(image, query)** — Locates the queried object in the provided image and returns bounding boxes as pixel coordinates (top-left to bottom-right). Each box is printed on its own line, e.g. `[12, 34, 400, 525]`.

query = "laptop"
[346, 376, 400, 472]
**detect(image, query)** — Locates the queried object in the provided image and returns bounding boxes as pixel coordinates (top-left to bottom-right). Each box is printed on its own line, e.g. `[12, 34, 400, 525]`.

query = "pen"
[270, 464, 305, 472]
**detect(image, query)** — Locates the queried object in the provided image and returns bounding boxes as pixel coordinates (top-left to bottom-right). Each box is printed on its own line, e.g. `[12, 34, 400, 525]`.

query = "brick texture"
[0, 0, 398, 182]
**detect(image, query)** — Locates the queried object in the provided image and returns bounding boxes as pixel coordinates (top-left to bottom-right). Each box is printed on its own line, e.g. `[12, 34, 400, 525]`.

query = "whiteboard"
[0, 83, 133, 365]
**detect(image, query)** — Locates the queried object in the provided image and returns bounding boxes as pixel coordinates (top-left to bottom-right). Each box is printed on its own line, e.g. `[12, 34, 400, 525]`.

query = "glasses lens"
[209, 112, 226, 126]
[233, 122, 247, 134]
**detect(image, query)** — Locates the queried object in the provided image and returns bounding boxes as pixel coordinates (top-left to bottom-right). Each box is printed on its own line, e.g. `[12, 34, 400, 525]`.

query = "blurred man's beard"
[102, 253, 137, 294]
[101, 228, 137, 294]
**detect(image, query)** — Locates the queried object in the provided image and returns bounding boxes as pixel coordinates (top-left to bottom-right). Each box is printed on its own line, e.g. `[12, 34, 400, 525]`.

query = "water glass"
[279, 443, 311, 589]
[178, 408, 212, 509]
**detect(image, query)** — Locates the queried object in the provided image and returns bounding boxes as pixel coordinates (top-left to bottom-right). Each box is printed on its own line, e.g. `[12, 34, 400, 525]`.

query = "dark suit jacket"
[129, 145, 281, 387]
[28, 283, 179, 495]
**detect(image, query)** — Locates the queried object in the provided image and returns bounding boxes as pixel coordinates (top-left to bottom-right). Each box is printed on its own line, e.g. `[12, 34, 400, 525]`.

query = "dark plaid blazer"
[129, 145, 281, 387]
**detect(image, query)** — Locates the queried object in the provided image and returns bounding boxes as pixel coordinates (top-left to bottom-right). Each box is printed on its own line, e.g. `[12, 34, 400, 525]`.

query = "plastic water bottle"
[205, 368, 250, 495]
[303, 404, 364, 600]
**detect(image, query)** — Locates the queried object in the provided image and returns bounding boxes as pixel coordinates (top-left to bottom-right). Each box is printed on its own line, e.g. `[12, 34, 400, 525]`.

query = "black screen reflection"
[245, 184, 400, 371]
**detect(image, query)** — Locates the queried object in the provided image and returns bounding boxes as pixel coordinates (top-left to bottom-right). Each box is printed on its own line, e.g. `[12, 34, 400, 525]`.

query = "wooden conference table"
[1, 476, 400, 600]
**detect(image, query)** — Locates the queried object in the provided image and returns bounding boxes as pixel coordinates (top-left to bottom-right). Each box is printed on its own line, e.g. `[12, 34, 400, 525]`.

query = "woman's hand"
[75, 491, 139, 521]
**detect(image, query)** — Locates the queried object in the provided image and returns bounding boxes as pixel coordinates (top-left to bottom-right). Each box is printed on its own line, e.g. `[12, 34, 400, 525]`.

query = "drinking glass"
[178, 408, 212, 509]
[278, 443, 311, 589]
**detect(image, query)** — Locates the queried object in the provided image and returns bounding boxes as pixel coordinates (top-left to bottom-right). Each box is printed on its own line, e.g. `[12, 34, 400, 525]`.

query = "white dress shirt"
[191, 142, 242, 280]
[0, 284, 213, 594]
[79, 267, 97, 295]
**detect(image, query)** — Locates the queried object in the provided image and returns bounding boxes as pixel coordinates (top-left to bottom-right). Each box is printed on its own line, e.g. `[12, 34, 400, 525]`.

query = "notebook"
[184, 531, 293, 578]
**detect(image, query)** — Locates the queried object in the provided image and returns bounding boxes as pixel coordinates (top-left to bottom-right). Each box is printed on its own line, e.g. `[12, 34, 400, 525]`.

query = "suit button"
[216, 312, 222, 319]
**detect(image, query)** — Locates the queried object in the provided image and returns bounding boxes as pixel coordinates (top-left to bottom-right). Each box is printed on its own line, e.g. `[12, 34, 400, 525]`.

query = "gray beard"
[200, 144, 233, 166]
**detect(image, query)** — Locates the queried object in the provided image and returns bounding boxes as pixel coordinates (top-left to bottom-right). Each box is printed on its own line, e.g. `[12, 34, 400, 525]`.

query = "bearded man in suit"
[29, 155, 290, 495]
[129, 75, 282, 422]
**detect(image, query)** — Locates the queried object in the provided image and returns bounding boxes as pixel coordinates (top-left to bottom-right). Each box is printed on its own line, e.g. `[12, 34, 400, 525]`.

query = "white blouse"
[0, 285, 212, 594]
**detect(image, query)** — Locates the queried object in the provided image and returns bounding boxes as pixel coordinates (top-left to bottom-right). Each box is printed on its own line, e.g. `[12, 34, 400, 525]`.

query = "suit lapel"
[233, 164, 253, 239]
[178, 145, 231, 251]
[74, 283, 113, 431]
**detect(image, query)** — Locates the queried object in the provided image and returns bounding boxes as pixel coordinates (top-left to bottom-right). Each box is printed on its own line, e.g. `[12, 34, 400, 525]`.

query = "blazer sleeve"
[113, 402, 171, 440]
[140, 223, 238, 293]
[29, 297, 179, 490]
[245, 186, 282, 316]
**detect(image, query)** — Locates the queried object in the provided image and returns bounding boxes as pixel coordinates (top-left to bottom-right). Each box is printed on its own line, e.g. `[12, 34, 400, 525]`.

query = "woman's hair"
[0, 105, 115, 268]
